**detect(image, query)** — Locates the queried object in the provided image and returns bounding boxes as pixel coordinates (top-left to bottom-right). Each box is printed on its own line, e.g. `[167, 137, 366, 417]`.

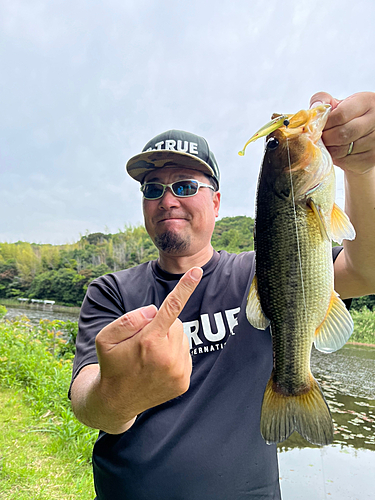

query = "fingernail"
[310, 100, 323, 109]
[190, 267, 203, 281]
[141, 304, 157, 320]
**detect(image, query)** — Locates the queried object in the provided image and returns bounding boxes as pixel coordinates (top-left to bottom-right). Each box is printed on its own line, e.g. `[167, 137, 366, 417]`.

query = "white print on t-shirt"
[183, 307, 240, 354]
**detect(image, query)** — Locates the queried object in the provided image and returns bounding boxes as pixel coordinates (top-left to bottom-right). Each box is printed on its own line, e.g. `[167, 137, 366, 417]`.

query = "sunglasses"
[140, 179, 214, 200]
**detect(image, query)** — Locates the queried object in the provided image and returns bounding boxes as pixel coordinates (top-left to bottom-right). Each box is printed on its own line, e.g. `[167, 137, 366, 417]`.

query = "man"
[70, 91, 375, 499]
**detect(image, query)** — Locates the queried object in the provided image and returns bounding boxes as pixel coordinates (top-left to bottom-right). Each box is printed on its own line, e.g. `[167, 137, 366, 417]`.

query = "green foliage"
[0, 218, 254, 306]
[0, 259, 19, 298]
[349, 307, 375, 344]
[28, 268, 88, 306]
[0, 388, 95, 499]
[0, 317, 96, 463]
[351, 295, 375, 311]
[212, 216, 254, 252]
[2, 216, 375, 315]
[36, 318, 78, 359]
[0, 305, 6, 319]
[10, 215, 375, 309]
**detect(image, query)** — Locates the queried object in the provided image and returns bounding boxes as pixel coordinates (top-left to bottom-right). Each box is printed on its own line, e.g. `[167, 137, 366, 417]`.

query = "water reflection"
[316, 345, 375, 451]
[3, 307, 375, 496]
[313, 345, 375, 400]
[278, 345, 375, 499]
[3, 306, 79, 325]
[279, 446, 375, 499]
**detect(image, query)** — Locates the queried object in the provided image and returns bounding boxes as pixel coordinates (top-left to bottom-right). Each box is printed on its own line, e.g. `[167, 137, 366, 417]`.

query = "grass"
[0, 305, 373, 498]
[349, 307, 375, 345]
[0, 388, 95, 499]
[0, 305, 6, 319]
[0, 315, 97, 499]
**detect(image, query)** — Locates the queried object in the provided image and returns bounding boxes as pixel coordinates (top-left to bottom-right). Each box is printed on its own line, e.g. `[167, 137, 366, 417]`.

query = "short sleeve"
[68, 274, 125, 398]
[332, 246, 352, 310]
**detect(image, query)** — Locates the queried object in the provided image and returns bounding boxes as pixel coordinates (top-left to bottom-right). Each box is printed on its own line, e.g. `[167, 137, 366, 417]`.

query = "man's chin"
[154, 231, 190, 254]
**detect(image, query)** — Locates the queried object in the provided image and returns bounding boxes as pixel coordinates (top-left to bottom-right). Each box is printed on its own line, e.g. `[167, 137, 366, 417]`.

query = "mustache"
[154, 212, 191, 223]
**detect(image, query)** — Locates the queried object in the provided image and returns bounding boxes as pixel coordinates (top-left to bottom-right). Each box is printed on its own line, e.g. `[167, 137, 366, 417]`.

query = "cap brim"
[126, 150, 215, 183]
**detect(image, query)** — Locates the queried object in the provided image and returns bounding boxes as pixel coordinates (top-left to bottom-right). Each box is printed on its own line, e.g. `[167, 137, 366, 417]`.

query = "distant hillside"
[0, 215, 372, 311]
[212, 216, 254, 253]
[0, 216, 254, 306]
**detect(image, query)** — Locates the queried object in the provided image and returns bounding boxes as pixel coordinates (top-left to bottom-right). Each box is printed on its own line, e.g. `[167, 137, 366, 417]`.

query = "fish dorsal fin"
[307, 198, 329, 241]
[329, 203, 356, 244]
[314, 291, 354, 353]
[246, 275, 270, 330]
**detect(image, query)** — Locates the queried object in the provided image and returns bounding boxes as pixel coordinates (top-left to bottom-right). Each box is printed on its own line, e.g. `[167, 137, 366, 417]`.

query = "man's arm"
[70, 267, 202, 434]
[310, 92, 375, 300]
[71, 364, 137, 434]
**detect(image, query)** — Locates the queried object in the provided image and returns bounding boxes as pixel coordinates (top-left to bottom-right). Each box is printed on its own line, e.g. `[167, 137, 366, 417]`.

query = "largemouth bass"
[240, 104, 356, 446]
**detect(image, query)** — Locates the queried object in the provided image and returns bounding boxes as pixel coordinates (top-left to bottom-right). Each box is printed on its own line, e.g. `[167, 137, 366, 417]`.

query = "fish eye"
[266, 137, 279, 150]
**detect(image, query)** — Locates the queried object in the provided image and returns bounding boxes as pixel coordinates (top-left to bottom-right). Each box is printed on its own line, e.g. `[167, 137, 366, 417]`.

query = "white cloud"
[1, 0, 373, 243]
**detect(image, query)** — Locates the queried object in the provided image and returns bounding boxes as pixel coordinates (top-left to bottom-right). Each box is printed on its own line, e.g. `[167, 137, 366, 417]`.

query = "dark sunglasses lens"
[172, 180, 198, 197]
[143, 183, 164, 199]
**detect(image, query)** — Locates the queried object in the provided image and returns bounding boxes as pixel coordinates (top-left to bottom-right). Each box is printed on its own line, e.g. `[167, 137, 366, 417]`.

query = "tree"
[0, 217, 258, 305]
[0, 259, 18, 298]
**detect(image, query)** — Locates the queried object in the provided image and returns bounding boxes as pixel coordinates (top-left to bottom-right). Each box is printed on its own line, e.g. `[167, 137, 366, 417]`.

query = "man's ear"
[213, 191, 220, 217]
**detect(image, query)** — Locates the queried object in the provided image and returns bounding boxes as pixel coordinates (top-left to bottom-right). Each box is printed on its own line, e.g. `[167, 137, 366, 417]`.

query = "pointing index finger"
[152, 267, 203, 335]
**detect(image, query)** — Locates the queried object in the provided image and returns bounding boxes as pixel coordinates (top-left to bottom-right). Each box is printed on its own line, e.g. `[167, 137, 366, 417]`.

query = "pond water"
[3, 306, 375, 498]
[279, 345, 375, 499]
[3, 305, 79, 324]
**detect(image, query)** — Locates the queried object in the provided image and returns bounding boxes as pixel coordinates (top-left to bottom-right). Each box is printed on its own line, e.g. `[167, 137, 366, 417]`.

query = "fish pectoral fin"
[330, 203, 356, 244]
[246, 275, 270, 330]
[306, 198, 329, 241]
[314, 291, 354, 353]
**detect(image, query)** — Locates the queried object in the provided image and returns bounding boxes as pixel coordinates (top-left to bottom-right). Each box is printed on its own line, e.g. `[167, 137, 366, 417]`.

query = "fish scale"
[256, 191, 333, 392]
[241, 104, 355, 445]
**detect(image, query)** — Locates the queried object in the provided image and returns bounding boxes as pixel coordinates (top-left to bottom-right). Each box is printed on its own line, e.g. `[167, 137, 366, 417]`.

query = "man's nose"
[158, 187, 181, 208]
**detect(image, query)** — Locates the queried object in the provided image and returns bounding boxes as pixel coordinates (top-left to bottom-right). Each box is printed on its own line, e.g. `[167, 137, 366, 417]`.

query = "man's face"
[142, 167, 220, 257]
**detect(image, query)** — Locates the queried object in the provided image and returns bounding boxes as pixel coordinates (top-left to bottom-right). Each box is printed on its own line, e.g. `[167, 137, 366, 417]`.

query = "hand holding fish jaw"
[310, 91, 375, 175]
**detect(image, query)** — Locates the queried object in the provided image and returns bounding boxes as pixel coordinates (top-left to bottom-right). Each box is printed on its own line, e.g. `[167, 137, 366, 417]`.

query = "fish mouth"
[281, 104, 332, 143]
[239, 104, 332, 156]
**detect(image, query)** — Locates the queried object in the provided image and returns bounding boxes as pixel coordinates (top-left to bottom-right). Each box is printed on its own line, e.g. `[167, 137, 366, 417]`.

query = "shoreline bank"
[347, 341, 375, 348]
[0, 300, 80, 315]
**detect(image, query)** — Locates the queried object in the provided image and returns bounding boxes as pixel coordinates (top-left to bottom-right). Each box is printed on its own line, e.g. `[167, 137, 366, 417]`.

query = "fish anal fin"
[246, 275, 270, 330]
[306, 198, 329, 241]
[260, 373, 333, 446]
[330, 203, 356, 244]
[314, 291, 354, 353]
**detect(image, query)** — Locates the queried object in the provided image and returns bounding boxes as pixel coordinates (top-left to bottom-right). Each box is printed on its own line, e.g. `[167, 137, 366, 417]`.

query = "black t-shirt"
[71, 248, 344, 500]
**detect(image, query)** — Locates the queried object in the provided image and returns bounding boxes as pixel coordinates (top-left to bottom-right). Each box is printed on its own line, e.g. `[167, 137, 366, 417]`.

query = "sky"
[1, 0, 374, 244]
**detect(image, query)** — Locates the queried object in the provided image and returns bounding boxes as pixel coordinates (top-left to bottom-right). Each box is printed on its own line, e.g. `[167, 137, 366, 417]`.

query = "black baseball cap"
[126, 130, 220, 187]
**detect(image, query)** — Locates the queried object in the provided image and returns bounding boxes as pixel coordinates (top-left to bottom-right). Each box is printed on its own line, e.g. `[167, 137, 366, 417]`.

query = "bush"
[28, 268, 89, 306]
[0, 317, 96, 462]
[349, 307, 375, 344]
[0, 305, 7, 318]
[352, 295, 375, 311]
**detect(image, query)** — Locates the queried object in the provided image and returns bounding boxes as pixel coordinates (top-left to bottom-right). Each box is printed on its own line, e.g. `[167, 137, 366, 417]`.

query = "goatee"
[154, 231, 190, 254]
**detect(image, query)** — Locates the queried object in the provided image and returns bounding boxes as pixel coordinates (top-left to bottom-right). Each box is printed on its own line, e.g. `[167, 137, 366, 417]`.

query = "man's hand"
[310, 91, 375, 175]
[309, 91, 375, 300]
[71, 266, 203, 434]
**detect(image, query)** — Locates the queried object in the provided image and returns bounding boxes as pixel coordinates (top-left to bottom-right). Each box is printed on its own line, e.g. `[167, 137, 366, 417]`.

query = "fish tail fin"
[260, 373, 333, 446]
